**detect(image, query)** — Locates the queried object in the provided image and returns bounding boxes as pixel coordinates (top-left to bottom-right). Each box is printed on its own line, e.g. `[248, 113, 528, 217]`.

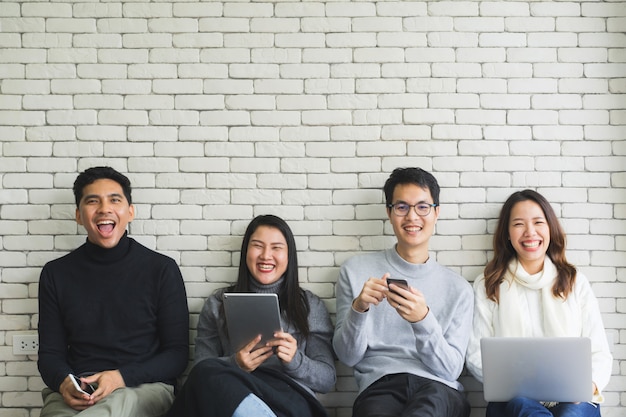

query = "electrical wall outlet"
[13, 334, 39, 355]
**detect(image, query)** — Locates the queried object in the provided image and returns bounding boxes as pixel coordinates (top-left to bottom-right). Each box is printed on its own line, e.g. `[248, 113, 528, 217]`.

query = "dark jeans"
[166, 358, 328, 417]
[352, 373, 470, 417]
[487, 397, 601, 417]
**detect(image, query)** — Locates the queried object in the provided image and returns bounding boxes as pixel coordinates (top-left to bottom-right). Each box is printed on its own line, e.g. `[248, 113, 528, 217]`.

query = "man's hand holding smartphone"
[386, 278, 409, 296]
[386, 278, 429, 323]
[70, 374, 95, 396]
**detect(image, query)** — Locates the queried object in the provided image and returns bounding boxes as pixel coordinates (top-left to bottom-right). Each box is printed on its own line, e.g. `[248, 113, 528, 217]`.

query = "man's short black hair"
[73, 166, 132, 207]
[383, 167, 440, 206]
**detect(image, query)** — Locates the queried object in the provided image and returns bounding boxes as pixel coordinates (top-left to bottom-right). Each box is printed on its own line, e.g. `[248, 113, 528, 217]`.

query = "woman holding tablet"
[466, 190, 612, 417]
[167, 215, 335, 417]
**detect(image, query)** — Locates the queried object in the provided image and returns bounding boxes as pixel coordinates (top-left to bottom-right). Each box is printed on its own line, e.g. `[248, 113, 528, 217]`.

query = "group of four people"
[37, 166, 612, 417]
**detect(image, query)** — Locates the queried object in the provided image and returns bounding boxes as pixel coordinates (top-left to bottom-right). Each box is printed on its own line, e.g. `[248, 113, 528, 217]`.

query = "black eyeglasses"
[387, 202, 438, 217]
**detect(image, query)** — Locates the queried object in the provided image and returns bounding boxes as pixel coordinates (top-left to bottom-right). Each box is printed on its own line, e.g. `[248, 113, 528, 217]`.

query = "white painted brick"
[278, 95, 327, 110]
[456, 48, 506, 63]
[479, 33, 526, 47]
[331, 126, 381, 141]
[585, 63, 626, 78]
[0, 18, 45, 33]
[530, 2, 580, 17]
[257, 174, 306, 189]
[578, 33, 624, 47]
[509, 109, 559, 125]
[353, 109, 402, 125]
[430, 32, 479, 48]
[256, 142, 304, 158]
[326, 33, 377, 48]
[377, 93, 428, 109]
[483, 63, 532, 78]
[584, 94, 626, 110]
[481, 94, 530, 109]
[308, 174, 359, 190]
[378, 33, 427, 48]
[0, 48, 46, 64]
[181, 63, 228, 79]
[250, 111, 300, 126]
[26, 158, 75, 173]
[2, 80, 50, 95]
[608, 17, 626, 33]
[430, 93, 480, 109]
[560, 110, 609, 125]
[204, 174, 254, 190]
[559, 78, 608, 94]
[533, 125, 583, 140]
[582, 3, 626, 17]
[198, 18, 249, 33]
[224, 34, 274, 48]
[0, 63, 24, 78]
[405, 108, 454, 124]
[98, 48, 147, 64]
[0, 95, 21, 111]
[406, 47, 455, 63]
[485, 156, 535, 172]
[430, 1, 479, 16]
[431, 63, 481, 77]
[506, 17, 555, 32]
[507, 48, 557, 63]
[562, 141, 612, 156]
[563, 172, 611, 187]
[73, 3, 122, 18]
[510, 141, 561, 156]
[556, 17, 606, 32]
[327, 94, 376, 110]
[432, 123, 482, 140]
[480, 2, 529, 17]
[357, 142, 406, 157]
[585, 126, 626, 141]
[201, 111, 250, 127]
[528, 32, 578, 47]
[22, 33, 72, 48]
[331, 63, 379, 79]
[22, 95, 72, 110]
[352, 17, 402, 32]
[124, 95, 172, 110]
[0, 127, 25, 142]
[254, 48, 302, 64]
[532, 94, 582, 109]
[454, 17, 503, 32]
[459, 141, 508, 156]
[302, 110, 351, 126]
[408, 140, 457, 156]
[354, 47, 404, 63]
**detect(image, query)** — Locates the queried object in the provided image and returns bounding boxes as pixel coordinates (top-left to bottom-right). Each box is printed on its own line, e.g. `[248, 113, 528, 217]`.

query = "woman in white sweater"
[466, 190, 612, 417]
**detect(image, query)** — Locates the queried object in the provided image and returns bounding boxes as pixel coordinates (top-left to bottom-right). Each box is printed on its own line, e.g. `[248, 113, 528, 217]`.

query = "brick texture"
[0, 1, 625, 416]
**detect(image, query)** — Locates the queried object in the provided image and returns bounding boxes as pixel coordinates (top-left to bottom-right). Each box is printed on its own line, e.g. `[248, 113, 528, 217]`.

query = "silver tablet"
[223, 293, 283, 352]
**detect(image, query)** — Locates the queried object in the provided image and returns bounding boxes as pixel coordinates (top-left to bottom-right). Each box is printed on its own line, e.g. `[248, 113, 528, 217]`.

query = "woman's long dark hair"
[484, 189, 577, 302]
[224, 214, 310, 337]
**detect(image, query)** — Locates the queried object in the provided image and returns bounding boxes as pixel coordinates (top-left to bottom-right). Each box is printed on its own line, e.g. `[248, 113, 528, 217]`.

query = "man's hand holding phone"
[386, 278, 429, 323]
[70, 374, 95, 396]
[61, 374, 95, 410]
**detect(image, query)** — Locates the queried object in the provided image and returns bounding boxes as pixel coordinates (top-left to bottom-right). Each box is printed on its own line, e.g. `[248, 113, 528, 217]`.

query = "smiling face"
[75, 178, 135, 249]
[388, 183, 439, 264]
[508, 199, 550, 274]
[245, 225, 289, 285]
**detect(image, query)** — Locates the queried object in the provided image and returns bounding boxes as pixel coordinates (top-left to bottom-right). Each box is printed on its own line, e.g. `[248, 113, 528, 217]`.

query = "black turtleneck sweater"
[37, 233, 189, 392]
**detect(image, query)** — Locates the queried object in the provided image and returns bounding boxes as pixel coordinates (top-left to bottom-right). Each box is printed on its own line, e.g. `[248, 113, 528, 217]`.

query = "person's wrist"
[352, 299, 368, 313]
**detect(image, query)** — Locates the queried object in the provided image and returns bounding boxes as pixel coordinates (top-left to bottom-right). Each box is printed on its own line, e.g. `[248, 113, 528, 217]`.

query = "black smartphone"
[387, 278, 409, 295]
[70, 374, 95, 395]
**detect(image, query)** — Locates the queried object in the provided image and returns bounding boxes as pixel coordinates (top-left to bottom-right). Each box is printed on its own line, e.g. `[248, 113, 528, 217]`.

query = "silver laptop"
[480, 337, 592, 403]
[223, 293, 283, 352]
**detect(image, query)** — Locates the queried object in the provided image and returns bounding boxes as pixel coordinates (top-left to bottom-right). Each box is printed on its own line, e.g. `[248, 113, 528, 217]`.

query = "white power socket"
[13, 334, 39, 355]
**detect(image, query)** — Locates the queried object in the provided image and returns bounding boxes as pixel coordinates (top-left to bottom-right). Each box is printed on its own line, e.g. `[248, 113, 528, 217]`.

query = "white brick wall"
[0, 1, 624, 416]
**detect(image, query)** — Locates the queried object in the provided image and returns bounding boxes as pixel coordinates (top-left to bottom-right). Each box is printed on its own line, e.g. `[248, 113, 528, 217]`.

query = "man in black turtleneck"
[37, 166, 189, 417]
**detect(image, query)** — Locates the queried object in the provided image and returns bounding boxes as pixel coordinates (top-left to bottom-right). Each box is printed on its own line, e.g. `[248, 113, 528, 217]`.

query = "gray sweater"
[333, 247, 473, 393]
[194, 286, 336, 395]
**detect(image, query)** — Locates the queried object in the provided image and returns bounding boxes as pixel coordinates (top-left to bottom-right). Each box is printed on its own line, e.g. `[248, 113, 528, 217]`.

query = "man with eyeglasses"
[333, 167, 473, 417]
